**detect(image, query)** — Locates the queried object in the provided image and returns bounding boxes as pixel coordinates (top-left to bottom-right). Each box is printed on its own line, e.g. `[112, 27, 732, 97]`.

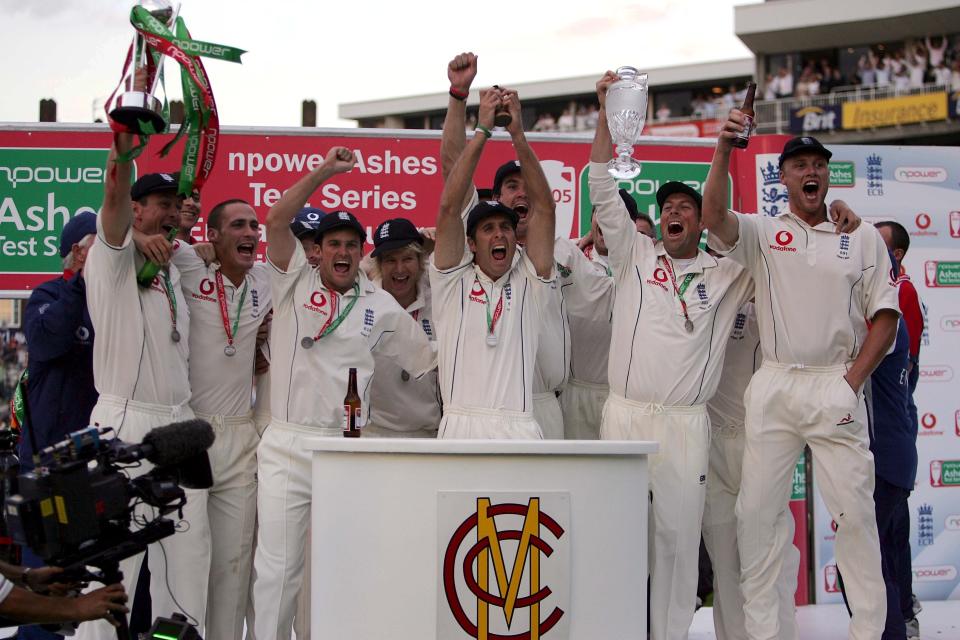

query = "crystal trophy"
[606, 66, 649, 179]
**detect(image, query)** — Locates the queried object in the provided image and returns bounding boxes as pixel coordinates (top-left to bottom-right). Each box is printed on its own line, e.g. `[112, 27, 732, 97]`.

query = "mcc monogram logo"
[439, 494, 570, 640]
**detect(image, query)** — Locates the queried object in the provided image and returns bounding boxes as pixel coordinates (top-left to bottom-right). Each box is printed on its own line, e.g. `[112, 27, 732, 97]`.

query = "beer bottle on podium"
[343, 367, 362, 438]
[732, 81, 757, 149]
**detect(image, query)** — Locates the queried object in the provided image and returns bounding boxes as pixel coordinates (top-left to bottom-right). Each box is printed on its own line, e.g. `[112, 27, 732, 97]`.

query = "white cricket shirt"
[368, 273, 442, 432]
[85, 217, 190, 406]
[172, 243, 272, 416]
[555, 238, 615, 385]
[429, 248, 555, 414]
[706, 301, 761, 430]
[589, 161, 754, 406]
[712, 210, 901, 366]
[268, 241, 435, 429]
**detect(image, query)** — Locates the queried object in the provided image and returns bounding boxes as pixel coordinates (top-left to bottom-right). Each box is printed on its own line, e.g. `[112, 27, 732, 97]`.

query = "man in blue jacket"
[20, 212, 99, 465]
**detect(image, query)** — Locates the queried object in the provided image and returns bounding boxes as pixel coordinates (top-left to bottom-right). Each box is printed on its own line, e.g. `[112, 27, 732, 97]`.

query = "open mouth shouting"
[665, 220, 685, 239]
[333, 258, 352, 274]
[237, 241, 256, 259]
[801, 178, 821, 201]
[491, 243, 508, 262]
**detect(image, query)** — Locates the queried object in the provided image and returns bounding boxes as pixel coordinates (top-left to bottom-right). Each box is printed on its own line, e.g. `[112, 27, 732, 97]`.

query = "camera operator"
[0, 560, 127, 629]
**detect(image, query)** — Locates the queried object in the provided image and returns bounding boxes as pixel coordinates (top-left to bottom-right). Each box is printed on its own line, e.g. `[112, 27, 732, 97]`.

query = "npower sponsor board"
[0, 125, 735, 295]
[789, 145, 960, 603]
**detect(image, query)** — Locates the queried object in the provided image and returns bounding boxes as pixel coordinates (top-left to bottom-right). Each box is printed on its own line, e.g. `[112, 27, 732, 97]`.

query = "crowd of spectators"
[764, 35, 960, 100]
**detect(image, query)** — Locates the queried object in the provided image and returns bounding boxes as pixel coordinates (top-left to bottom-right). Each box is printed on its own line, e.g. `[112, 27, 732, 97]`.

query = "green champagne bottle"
[136, 227, 179, 287]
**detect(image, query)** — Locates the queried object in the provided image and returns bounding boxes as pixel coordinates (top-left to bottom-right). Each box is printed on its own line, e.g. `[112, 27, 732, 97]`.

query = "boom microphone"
[141, 419, 215, 467]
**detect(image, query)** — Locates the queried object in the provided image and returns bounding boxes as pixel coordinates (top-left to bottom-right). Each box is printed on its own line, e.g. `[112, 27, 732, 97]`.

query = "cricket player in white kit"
[703, 301, 799, 640]
[703, 119, 900, 640]
[555, 210, 617, 440]
[252, 147, 435, 640]
[442, 53, 569, 439]
[79, 138, 204, 639]
[591, 71, 756, 640]
[432, 87, 557, 439]
[366, 217, 442, 437]
[169, 199, 271, 639]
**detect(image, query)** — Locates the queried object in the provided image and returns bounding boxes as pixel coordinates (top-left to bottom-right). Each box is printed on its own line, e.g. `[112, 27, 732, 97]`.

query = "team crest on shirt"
[556, 262, 572, 278]
[250, 288, 261, 317]
[731, 312, 747, 340]
[504, 282, 513, 309]
[645, 267, 669, 292]
[361, 308, 375, 336]
[836, 234, 851, 260]
[421, 318, 433, 338]
[696, 282, 710, 309]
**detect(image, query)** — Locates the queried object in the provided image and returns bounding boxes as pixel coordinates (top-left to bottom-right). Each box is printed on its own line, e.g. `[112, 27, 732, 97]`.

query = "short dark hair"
[635, 212, 655, 230]
[875, 220, 910, 256]
[207, 199, 249, 231]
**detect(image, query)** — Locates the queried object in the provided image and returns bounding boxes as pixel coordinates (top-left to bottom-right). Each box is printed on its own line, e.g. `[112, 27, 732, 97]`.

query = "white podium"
[305, 438, 657, 640]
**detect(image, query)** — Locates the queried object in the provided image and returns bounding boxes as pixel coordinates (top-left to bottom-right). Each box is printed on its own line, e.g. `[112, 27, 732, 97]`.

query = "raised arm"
[441, 52, 477, 181]
[100, 133, 136, 247]
[502, 88, 555, 278]
[702, 109, 745, 247]
[589, 70, 617, 164]
[265, 147, 355, 271]
[434, 89, 499, 270]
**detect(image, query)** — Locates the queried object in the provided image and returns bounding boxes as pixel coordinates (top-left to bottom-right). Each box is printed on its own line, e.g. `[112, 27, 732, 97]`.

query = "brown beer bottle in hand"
[343, 367, 362, 438]
[732, 81, 757, 149]
[492, 84, 512, 128]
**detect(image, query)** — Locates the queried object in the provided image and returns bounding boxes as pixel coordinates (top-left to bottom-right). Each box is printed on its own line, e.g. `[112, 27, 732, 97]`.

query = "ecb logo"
[439, 494, 570, 640]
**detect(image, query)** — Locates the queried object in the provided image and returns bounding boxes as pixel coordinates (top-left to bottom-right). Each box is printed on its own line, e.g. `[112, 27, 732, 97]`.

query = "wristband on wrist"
[475, 125, 492, 139]
[21, 567, 32, 588]
[449, 87, 468, 101]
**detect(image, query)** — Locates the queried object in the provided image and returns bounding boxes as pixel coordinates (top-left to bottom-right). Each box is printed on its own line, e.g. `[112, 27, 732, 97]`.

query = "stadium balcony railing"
[753, 81, 957, 134]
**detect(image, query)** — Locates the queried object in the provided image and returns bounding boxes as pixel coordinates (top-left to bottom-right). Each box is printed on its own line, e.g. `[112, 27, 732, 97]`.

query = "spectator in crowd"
[775, 65, 794, 98]
[858, 53, 876, 87]
[933, 60, 952, 86]
[952, 59, 960, 91]
[906, 43, 927, 88]
[927, 34, 948, 68]
[894, 66, 911, 93]
[584, 104, 599, 130]
[557, 104, 576, 132]
[575, 104, 590, 131]
[656, 102, 672, 122]
[533, 112, 557, 132]
[763, 73, 778, 100]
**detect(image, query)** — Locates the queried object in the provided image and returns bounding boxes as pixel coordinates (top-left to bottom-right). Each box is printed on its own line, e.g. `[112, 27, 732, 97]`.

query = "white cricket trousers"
[559, 379, 608, 440]
[76, 395, 204, 640]
[252, 420, 338, 640]
[701, 423, 799, 640]
[194, 411, 260, 640]
[600, 394, 710, 640]
[736, 363, 884, 640]
[439, 406, 543, 439]
[362, 422, 439, 438]
[533, 391, 565, 439]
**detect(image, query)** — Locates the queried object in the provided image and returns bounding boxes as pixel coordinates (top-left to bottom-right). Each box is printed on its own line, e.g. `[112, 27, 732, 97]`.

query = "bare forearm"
[845, 310, 899, 391]
[512, 131, 551, 216]
[266, 164, 336, 231]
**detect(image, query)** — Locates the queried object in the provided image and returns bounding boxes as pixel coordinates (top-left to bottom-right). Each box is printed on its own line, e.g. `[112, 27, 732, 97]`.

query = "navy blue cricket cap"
[371, 218, 423, 257]
[314, 209, 365, 242]
[466, 200, 520, 237]
[492, 160, 521, 195]
[130, 172, 179, 201]
[290, 207, 326, 239]
[618, 189, 641, 220]
[59, 211, 98, 257]
[656, 182, 702, 212]
[778, 136, 832, 168]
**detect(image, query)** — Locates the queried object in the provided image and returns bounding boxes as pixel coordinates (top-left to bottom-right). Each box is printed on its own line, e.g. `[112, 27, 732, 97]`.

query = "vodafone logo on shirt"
[303, 290, 329, 314]
[191, 278, 217, 303]
[469, 281, 486, 304]
[771, 230, 797, 253]
[645, 268, 669, 291]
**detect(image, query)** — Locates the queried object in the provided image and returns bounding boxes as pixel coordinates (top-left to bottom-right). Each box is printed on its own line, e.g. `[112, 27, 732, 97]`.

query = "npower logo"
[912, 565, 957, 582]
[920, 365, 954, 382]
[941, 316, 960, 331]
[895, 166, 947, 183]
